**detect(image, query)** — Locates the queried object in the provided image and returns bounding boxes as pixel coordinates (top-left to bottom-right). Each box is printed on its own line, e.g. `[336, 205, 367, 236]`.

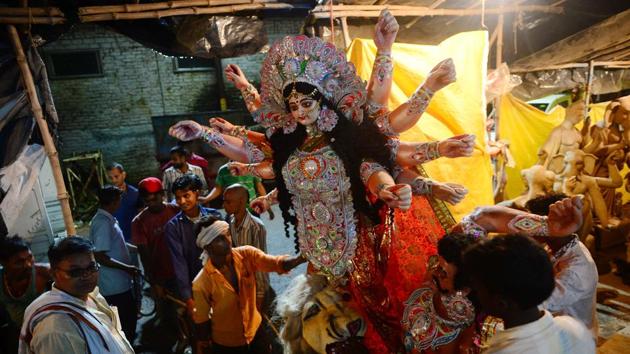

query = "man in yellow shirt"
[192, 215, 305, 354]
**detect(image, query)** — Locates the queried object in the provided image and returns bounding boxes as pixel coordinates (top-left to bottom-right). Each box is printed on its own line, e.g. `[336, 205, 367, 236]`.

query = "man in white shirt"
[525, 194, 598, 336]
[458, 195, 598, 337]
[463, 234, 595, 354]
[19, 237, 134, 354]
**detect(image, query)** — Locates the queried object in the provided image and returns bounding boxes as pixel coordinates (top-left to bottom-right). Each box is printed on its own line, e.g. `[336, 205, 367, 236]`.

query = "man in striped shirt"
[222, 184, 269, 309]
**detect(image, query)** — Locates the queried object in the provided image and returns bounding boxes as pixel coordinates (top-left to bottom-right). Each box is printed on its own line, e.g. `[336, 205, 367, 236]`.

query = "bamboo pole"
[80, 3, 293, 22]
[0, 17, 65, 24]
[0, 7, 63, 16]
[340, 16, 351, 49]
[592, 60, 630, 67]
[489, 21, 499, 48]
[79, 0, 257, 15]
[405, 0, 446, 29]
[310, 4, 563, 18]
[493, 11, 504, 141]
[496, 14, 504, 68]
[7, 25, 76, 236]
[584, 60, 595, 123]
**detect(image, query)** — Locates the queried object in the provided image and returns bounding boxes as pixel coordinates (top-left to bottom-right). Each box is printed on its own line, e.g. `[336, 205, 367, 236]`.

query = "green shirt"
[215, 164, 261, 203]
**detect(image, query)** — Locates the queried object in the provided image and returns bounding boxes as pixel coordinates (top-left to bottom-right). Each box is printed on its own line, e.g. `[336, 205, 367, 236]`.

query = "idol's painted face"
[288, 93, 320, 127]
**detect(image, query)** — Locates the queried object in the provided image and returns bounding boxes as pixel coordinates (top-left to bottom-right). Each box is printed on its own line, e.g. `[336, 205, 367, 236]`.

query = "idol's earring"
[317, 105, 338, 132]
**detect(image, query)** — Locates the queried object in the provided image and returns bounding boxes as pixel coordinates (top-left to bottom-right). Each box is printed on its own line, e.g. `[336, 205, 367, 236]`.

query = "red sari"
[350, 195, 453, 353]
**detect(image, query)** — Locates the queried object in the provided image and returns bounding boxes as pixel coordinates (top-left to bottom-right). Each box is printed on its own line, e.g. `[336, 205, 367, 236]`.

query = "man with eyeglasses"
[18, 237, 134, 354]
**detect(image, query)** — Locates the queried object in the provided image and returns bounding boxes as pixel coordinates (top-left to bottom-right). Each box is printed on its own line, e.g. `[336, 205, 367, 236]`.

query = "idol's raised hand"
[432, 182, 468, 205]
[374, 9, 399, 52]
[209, 117, 235, 135]
[379, 184, 412, 211]
[226, 161, 249, 177]
[169, 120, 206, 141]
[224, 64, 249, 90]
[548, 196, 584, 237]
[424, 58, 456, 93]
[438, 134, 476, 159]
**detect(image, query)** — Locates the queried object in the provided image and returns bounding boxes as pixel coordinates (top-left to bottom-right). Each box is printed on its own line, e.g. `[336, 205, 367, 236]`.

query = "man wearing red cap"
[131, 177, 179, 321]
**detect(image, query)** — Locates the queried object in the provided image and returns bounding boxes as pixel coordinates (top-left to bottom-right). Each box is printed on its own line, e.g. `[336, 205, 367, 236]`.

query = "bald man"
[223, 184, 270, 308]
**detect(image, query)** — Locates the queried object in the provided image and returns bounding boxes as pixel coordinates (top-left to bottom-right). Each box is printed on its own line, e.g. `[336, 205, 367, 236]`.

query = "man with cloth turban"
[191, 215, 306, 354]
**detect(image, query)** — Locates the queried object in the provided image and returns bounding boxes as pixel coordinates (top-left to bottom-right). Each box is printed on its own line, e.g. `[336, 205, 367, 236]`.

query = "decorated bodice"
[402, 286, 475, 353]
[282, 144, 357, 279]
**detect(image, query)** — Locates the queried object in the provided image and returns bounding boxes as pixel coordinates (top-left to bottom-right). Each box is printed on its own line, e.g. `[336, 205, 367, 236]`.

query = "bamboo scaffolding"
[7, 25, 76, 236]
[496, 13, 504, 68]
[79, 0, 259, 15]
[573, 38, 630, 63]
[511, 60, 630, 73]
[0, 16, 65, 24]
[311, 4, 563, 19]
[80, 3, 293, 22]
[584, 60, 595, 121]
[592, 60, 630, 67]
[0, 7, 63, 16]
[340, 16, 351, 48]
[404, 0, 446, 29]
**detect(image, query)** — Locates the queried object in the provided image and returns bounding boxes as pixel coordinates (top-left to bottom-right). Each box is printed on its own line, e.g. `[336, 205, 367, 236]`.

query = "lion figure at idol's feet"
[276, 275, 367, 354]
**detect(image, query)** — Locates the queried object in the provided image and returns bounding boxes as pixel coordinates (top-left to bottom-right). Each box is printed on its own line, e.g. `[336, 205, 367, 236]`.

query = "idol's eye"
[289, 103, 299, 112]
[303, 303, 321, 320]
[301, 100, 315, 109]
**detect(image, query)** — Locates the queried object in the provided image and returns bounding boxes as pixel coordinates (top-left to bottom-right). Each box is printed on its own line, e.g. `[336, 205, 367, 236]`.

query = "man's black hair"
[48, 237, 95, 268]
[463, 234, 555, 310]
[437, 232, 479, 290]
[97, 185, 123, 207]
[106, 162, 124, 172]
[0, 235, 30, 262]
[172, 174, 202, 194]
[525, 193, 569, 216]
[170, 145, 189, 158]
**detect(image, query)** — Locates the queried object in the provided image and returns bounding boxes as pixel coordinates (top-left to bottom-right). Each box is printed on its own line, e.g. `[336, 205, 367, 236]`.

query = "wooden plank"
[510, 62, 589, 73]
[80, 3, 294, 22]
[310, 4, 564, 19]
[0, 16, 65, 24]
[79, 0, 257, 15]
[593, 60, 630, 67]
[511, 9, 630, 71]
[404, 0, 447, 29]
[0, 7, 63, 16]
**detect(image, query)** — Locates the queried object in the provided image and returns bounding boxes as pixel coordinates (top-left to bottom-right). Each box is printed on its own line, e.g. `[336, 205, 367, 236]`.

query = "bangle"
[407, 86, 434, 116]
[412, 141, 440, 163]
[411, 177, 434, 195]
[230, 125, 247, 138]
[200, 129, 226, 148]
[507, 214, 549, 237]
[460, 209, 487, 239]
[360, 161, 386, 185]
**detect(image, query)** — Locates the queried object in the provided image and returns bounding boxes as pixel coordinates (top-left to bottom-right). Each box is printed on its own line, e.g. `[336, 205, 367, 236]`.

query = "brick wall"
[43, 17, 303, 183]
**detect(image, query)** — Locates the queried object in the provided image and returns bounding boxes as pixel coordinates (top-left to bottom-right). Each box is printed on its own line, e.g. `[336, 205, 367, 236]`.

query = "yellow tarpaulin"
[348, 31, 493, 220]
[499, 94, 628, 203]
